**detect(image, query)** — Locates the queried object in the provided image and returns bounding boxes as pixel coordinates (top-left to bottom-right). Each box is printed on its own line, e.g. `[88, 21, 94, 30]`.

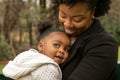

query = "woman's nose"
[64, 19, 73, 28]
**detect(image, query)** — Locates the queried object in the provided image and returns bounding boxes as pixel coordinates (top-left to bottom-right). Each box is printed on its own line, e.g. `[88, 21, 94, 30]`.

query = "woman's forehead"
[59, 3, 90, 16]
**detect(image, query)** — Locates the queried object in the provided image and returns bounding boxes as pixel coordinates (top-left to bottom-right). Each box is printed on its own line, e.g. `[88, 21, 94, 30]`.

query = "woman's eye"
[73, 19, 82, 22]
[73, 18, 83, 22]
[60, 15, 66, 18]
[59, 12, 66, 18]
[53, 44, 60, 48]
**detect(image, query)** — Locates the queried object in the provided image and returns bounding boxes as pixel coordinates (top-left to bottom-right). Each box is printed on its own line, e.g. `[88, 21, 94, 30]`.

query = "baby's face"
[38, 32, 71, 64]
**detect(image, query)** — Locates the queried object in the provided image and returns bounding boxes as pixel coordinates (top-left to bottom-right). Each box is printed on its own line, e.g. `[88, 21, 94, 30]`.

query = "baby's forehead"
[48, 32, 68, 38]
[48, 32, 70, 42]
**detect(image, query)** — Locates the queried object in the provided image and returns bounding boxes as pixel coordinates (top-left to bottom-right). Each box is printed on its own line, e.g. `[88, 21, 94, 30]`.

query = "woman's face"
[58, 2, 95, 38]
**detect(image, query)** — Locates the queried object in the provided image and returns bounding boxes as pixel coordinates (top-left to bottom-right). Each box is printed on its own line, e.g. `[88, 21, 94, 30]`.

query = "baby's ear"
[38, 40, 44, 53]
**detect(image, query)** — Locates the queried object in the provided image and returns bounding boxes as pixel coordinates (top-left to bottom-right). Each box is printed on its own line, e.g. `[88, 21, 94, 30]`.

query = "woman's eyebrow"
[59, 9, 66, 14]
[59, 8, 84, 18]
[72, 15, 83, 17]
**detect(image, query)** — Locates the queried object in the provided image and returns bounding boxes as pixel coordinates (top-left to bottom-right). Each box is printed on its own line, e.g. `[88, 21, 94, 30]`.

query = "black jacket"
[61, 18, 118, 80]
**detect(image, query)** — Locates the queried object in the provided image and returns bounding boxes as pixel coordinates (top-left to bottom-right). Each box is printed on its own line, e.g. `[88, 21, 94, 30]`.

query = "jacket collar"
[77, 18, 105, 41]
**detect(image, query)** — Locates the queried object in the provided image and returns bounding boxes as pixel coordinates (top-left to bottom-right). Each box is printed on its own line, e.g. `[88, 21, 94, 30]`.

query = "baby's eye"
[53, 44, 60, 48]
[65, 47, 70, 53]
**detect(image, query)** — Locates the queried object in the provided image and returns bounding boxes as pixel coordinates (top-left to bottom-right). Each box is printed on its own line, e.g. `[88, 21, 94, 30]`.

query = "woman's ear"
[38, 40, 44, 53]
[92, 7, 96, 17]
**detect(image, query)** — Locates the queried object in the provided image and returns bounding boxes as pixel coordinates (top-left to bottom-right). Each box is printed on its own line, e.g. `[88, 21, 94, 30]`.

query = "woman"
[58, 0, 118, 80]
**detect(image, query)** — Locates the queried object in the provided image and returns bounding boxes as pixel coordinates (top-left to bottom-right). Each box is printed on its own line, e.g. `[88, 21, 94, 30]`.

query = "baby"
[2, 20, 71, 80]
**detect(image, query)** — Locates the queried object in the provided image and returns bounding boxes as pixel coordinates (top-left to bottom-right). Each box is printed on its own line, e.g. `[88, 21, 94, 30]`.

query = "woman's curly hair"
[95, 0, 111, 17]
[59, 0, 111, 17]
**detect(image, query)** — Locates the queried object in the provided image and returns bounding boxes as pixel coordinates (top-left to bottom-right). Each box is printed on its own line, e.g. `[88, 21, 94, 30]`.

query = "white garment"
[3, 49, 62, 80]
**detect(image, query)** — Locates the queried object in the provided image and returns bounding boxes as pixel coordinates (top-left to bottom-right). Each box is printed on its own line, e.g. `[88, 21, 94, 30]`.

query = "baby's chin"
[54, 58, 63, 64]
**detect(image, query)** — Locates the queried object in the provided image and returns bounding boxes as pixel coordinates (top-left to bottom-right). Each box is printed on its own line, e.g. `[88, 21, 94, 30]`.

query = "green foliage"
[0, 66, 4, 74]
[100, 0, 120, 45]
[0, 35, 12, 61]
[100, 14, 120, 45]
[118, 47, 120, 61]
[38, 7, 49, 19]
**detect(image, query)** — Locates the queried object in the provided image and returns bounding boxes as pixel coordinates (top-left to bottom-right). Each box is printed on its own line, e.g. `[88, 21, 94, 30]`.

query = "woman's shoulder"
[92, 32, 117, 43]
[83, 32, 118, 53]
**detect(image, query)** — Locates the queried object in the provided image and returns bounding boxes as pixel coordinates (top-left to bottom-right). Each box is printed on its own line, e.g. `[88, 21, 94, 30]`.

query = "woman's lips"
[65, 29, 75, 35]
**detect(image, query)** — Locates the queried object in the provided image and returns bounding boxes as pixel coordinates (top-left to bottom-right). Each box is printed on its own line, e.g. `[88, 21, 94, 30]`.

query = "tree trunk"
[3, 0, 24, 43]
[28, 22, 33, 46]
[40, 0, 46, 8]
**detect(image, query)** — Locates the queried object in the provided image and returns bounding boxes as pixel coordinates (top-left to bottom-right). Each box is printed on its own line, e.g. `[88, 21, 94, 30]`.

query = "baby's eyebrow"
[54, 40, 70, 46]
[54, 40, 62, 43]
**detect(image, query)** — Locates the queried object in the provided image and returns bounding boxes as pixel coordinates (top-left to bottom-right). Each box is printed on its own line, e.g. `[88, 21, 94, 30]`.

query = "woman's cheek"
[75, 20, 87, 29]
